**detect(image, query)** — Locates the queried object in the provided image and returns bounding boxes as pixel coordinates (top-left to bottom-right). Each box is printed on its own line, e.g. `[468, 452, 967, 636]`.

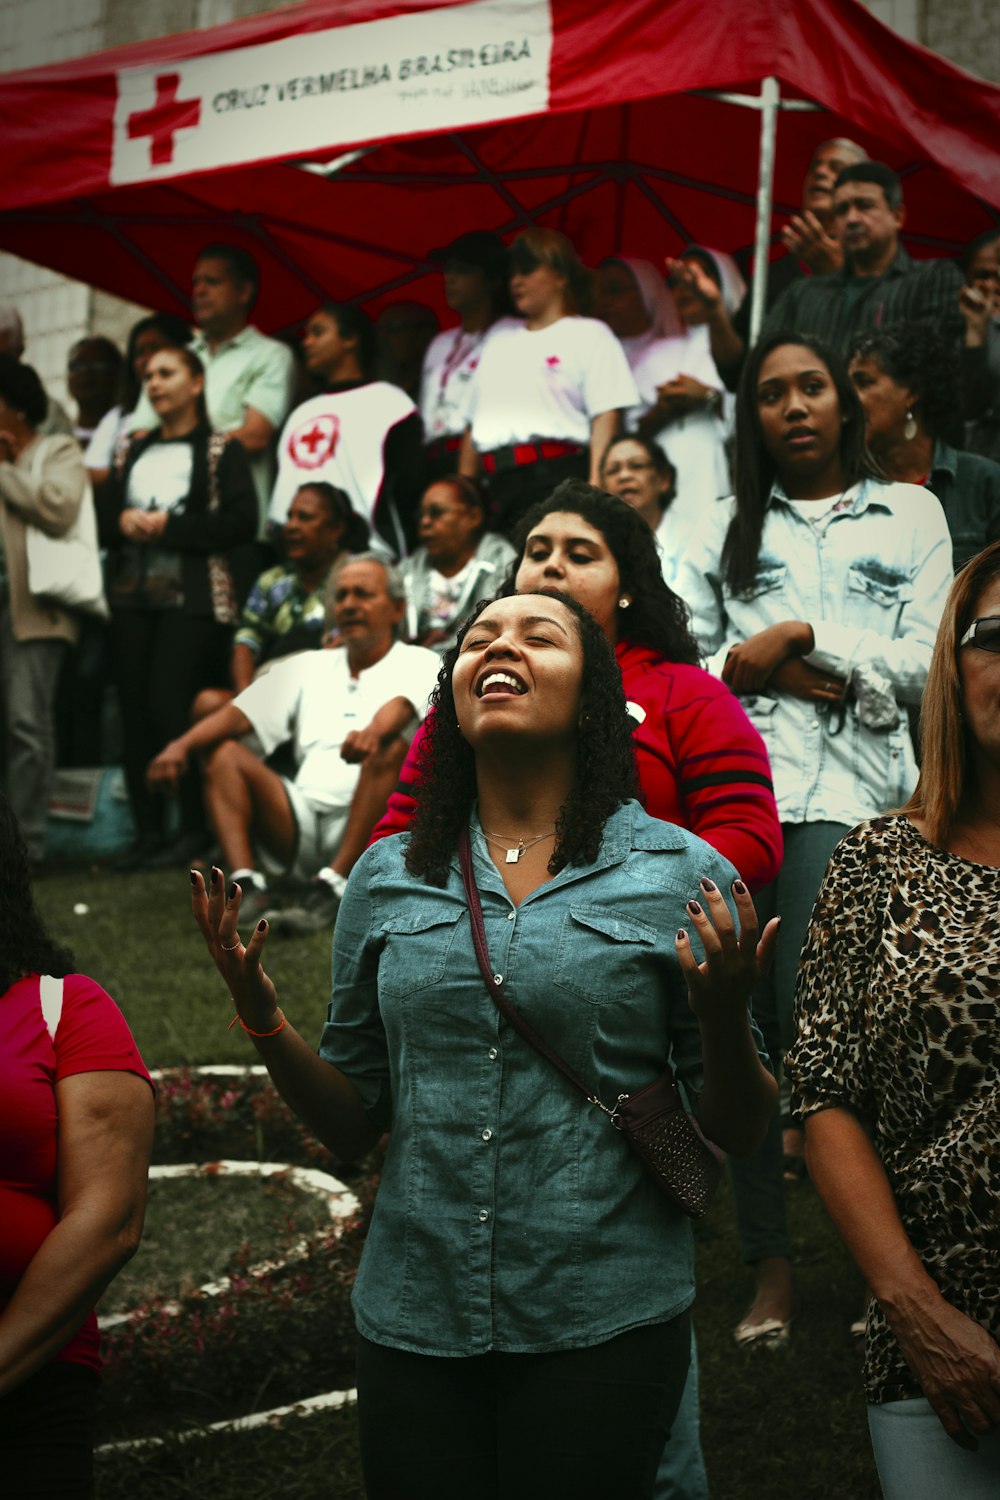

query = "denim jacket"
[320, 801, 761, 1357]
[674, 479, 953, 826]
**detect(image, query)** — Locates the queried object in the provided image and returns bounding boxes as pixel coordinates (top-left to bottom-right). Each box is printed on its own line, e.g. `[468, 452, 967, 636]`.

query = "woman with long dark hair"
[674, 331, 954, 1348]
[787, 542, 1000, 1497]
[98, 344, 257, 869]
[0, 792, 153, 1494]
[192, 590, 776, 1498]
[84, 311, 192, 486]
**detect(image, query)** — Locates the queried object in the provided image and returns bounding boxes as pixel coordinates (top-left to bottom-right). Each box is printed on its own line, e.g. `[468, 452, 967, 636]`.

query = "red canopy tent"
[1, 0, 997, 334]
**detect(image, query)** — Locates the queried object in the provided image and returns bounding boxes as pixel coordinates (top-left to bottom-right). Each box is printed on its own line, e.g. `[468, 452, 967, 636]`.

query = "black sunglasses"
[959, 616, 1000, 652]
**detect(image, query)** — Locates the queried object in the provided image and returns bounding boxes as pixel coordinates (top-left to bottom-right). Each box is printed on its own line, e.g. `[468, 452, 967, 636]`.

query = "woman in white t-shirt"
[602, 248, 743, 558]
[459, 228, 638, 535]
[419, 231, 517, 481]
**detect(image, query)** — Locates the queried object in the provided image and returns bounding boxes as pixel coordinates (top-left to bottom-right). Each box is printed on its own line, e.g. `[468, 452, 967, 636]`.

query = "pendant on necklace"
[505, 841, 524, 865]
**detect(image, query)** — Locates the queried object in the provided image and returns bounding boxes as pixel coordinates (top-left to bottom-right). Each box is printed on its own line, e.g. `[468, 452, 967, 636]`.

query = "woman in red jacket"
[374, 480, 782, 892]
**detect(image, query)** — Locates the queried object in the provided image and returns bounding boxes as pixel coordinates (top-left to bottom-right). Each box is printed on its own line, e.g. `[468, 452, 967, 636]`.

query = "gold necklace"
[481, 828, 556, 864]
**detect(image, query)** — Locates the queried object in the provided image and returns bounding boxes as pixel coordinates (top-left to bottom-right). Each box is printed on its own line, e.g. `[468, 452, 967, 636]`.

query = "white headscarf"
[611, 256, 685, 339]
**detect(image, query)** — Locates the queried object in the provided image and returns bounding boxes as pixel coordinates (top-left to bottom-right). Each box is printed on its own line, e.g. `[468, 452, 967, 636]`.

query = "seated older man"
[147, 555, 439, 929]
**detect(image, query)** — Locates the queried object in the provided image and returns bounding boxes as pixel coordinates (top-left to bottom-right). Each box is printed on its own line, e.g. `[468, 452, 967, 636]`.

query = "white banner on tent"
[111, 0, 553, 186]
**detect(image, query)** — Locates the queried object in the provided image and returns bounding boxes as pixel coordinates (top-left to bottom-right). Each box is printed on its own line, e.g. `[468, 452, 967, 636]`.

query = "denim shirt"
[674, 479, 953, 827]
[320, 801, 759, 1357]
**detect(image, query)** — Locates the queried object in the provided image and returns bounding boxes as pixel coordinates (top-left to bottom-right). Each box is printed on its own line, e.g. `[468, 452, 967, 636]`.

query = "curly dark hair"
[0, 793, 75, 994]
[500, 480, 700, 665]
[848, 322, 963, 446]
[403, 591, 640, 885]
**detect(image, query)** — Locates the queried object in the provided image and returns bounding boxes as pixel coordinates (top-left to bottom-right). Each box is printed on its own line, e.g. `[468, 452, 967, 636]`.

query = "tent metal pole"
[749, 76, 780, 345]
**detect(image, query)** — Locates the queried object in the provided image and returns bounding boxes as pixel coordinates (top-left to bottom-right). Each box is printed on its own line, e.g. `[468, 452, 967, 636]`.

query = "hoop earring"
[903, 410, 918, 442]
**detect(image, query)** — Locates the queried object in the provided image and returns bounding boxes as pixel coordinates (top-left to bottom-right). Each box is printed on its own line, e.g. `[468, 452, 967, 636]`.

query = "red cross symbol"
[290, 416, 339, 470]
[127, 74, 202, 167]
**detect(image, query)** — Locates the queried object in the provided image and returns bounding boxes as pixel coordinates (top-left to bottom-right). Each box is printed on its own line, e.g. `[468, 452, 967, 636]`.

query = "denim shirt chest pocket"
[553, 904, 657, 1004]
[377, 907, 467, 997]
[846, 563, 912, 621]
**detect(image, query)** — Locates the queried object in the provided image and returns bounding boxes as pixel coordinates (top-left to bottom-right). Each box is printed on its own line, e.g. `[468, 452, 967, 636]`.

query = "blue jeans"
[868, 1398, 1000, 1498]
[731, 821, 850, 1265]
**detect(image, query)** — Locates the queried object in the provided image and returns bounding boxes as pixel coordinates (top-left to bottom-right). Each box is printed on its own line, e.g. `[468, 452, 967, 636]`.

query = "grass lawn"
[36, 864, 882, 1499]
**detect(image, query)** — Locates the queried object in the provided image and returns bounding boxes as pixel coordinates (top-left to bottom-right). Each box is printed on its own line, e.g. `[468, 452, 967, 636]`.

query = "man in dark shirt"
[760, 161, 964, 352]
[683, 160, 964, 385]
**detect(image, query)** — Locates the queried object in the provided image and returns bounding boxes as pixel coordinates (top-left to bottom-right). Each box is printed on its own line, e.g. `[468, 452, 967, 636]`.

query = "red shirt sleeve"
[55, 974, 153, 1087]
[369, 714, 429, 843]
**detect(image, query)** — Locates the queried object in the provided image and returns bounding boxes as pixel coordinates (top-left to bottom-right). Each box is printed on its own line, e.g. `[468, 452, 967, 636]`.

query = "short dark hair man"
[757, 161, 964, 354]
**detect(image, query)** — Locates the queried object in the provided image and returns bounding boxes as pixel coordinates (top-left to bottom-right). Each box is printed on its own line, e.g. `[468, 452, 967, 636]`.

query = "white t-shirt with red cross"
[268, 381, 416, 545]
[463, 316, 639, 452]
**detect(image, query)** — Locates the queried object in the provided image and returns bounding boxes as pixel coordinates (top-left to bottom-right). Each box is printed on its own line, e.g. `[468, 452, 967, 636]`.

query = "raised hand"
[190, 867, 280, 1034]
[780, 211, 844, 275]
[675, 876, 779, 1021]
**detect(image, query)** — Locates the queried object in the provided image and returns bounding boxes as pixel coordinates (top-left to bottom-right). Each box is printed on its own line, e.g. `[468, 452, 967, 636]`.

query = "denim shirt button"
[493, 973, 503, 985]
[478, 1209, 490, 1222]
[488, 1047, 499, 1061]
[481, 1128, 493, 1141]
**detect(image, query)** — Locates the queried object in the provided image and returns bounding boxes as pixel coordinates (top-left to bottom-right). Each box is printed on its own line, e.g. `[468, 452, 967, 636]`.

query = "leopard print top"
[786, 815, 1000, 1404]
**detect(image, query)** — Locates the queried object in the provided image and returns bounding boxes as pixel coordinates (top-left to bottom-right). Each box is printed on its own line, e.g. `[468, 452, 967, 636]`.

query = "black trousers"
[0, 1361, 99, 1498]
[110, 609, 232, 838]
[356, 1311, 691, 1500]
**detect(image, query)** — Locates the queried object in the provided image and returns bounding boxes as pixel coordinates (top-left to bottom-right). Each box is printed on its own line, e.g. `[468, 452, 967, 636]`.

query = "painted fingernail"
[733, 879, 747, 895]
[687, 900, 702, 916]
[189, 870, 199, 886]
[700, 877, 716, 893]
[257, 919, 267, 932]
[227, 882, 238, 901]
[677, 929, 687, 942]
[210, 867, 220, 886]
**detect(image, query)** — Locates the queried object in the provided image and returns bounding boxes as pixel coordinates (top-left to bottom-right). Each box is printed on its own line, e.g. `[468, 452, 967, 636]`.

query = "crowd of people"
[1, 143, 999, 1498]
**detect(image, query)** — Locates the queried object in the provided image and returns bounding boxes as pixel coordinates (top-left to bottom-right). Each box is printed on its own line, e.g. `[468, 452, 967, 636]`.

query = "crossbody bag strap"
[457, 827, 616, 1115]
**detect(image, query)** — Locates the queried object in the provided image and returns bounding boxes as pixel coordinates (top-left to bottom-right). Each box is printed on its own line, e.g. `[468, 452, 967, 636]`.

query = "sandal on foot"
[733, 1316, 791, 1350]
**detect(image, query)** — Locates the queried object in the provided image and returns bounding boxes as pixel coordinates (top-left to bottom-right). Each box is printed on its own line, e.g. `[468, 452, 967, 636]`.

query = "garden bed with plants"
[95, 1068, 381, 1445]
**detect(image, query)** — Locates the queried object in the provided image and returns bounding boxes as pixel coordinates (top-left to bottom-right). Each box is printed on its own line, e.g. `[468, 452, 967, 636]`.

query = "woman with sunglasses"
[458, 228, 638, 534]
[674, 333, 954, 1349]
[786, 542, 1000, 1498]
[191, 589, 777, 1499]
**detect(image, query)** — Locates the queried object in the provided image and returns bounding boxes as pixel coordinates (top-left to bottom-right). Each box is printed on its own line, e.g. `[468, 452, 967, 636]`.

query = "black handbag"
[458, 828, 724, 1219]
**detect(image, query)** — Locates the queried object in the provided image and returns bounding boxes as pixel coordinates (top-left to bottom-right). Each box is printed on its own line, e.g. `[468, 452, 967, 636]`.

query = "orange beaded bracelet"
[227, 1007, 286, 1038]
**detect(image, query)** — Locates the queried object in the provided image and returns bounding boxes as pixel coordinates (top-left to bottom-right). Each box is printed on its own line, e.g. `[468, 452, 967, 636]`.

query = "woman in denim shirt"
[674, 333, 953, 1350]
[191, 590, 776, 1499]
